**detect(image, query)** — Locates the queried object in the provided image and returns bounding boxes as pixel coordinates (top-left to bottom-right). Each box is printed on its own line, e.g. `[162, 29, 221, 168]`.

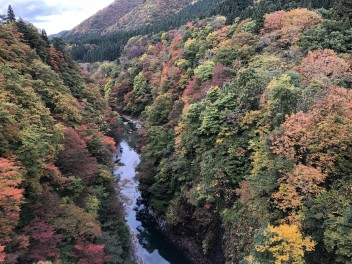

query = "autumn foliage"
[272, 164, 326, 224]
[102, 136, 117, 153]
[263, 9, 322, 34]
[56, 127, 98, 184]
[272, 86, 352, 172]
[262, 8, 322, 47]
[0, 158, 23, 244]
[102, 5, 352, 263]
[0, 20, 129, 263]
[1, 2, 351, 263]
[73, 240, 110, 264]
[294, 49, 351, 84]
[255, 224, 316, 264]
[0, 246, 5, 263]
[48, 47, 65, 72]
[23, 218, 61, 262]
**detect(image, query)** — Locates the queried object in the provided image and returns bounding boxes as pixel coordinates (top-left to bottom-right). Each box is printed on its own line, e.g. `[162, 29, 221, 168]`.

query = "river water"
[114, 124, 190, 264]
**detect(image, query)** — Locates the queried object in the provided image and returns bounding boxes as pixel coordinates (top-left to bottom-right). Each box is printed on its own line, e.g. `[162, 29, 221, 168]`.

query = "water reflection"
[114, 124, 190, 264]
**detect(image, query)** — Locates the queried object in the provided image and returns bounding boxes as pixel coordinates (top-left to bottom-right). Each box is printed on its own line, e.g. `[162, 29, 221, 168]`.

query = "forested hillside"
[65, 0, 238, 62]
[101, 0, 352, 262]
[66, 0, 144, 37]
[0, 15, 133, 264]
[66, 0, 195, 38]
[65, 0, 336, 63]
[2, 0, 352, 263]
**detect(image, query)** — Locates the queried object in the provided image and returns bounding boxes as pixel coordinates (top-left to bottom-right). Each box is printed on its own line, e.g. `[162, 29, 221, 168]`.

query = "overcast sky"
[0, 0, 114, 34]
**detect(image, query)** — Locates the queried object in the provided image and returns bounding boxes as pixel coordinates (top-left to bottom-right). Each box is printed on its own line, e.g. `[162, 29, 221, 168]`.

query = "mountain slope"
[66, 0, 195, 38]
[104, 0, 193, 33]
[65, 0, 242, 62]
[67, 0, 144, 37]
[103, 2, 351, 262]
[0, 20, 132, 263]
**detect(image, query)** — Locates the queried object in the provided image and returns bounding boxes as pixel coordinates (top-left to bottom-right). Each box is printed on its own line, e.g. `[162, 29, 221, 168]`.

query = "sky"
[0, 0, 114, 34]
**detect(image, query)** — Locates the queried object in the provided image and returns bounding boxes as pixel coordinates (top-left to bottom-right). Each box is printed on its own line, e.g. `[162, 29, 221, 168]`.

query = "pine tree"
[7, 5, 16, 23]
[334, 0, 352, 23]
[41, 29, 50, 46]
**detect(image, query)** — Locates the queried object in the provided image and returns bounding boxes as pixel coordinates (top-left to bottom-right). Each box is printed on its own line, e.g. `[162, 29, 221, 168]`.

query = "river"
[114, 122, 190, 264]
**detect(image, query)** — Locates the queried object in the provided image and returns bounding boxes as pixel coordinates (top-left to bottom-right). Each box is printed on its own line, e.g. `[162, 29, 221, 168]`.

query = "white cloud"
[0, 0, 114, 34]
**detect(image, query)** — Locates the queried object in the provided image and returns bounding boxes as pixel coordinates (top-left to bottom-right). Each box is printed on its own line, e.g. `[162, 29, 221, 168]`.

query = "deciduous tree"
[73, 240, 110, 264]
[56, 127, 98, 184]
[0, 245, 6, 263]
[23, 218, 61, 262]
[0, 158, 23, 244]
[294, 49, 351, 85]
[254, 224, 316, 264]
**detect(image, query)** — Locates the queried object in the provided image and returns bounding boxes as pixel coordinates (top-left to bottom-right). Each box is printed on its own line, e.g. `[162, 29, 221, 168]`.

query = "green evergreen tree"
[41, 29, 50, 46]
[7, 5, 16, 23]
[334, 0, 352, 23]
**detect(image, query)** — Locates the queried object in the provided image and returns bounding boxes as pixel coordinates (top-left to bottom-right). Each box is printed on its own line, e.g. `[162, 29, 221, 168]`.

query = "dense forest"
[0, 9, 134, 264]
[65, 0, 229, 62]
[66, 0, 199, 38]
[100, 0, 351, 263]
[1, 0, 352, 263]
[65, 0, 336, 63]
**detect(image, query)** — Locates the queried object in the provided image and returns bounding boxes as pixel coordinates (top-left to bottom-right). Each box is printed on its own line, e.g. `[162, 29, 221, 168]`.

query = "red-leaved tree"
[0, 158, 23, 244]
[294, 49, 351, 84]
[0, 245, 6, 263]
[73, 240, 110, 264]
[56, 127, 98, 184]
[23, 218, 61, 262]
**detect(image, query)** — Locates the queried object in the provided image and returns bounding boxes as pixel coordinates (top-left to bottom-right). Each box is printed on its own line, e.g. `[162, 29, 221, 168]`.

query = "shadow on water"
[135, 202, 191, 263]
[114, 121, 191, 264]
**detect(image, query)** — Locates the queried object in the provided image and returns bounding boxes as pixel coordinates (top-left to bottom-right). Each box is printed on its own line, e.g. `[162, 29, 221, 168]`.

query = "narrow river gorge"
[114, 122, 190, 264]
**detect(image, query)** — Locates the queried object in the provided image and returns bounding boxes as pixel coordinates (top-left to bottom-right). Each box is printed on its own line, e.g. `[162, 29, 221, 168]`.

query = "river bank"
[114, 121, 191, 264]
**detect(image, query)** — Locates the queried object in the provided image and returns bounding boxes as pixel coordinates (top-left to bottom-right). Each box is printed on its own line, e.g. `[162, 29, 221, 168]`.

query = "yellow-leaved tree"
[249, 224, 316, 264]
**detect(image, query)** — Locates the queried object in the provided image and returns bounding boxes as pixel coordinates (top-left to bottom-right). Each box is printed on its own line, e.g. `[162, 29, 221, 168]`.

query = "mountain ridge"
[103, 0, 195, 33]
[66, 0, 144, 37]
[66, 0, 197, 38]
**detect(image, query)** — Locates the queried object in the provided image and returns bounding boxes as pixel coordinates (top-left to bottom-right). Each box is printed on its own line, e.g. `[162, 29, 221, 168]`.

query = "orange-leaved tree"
[272, 86, 352, 173]
[262, 9, 322, 47]
[0, 157, 24, 245]
[294, 49, 351, 85]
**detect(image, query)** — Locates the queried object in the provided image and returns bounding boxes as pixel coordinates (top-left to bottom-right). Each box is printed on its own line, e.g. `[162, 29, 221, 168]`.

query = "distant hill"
[66, 0, 195, 38]
[49, 30, 69, 39]
[64, 0, 234, 62]
[64, 0, 336, 62]
[66, 0, 144, 37]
